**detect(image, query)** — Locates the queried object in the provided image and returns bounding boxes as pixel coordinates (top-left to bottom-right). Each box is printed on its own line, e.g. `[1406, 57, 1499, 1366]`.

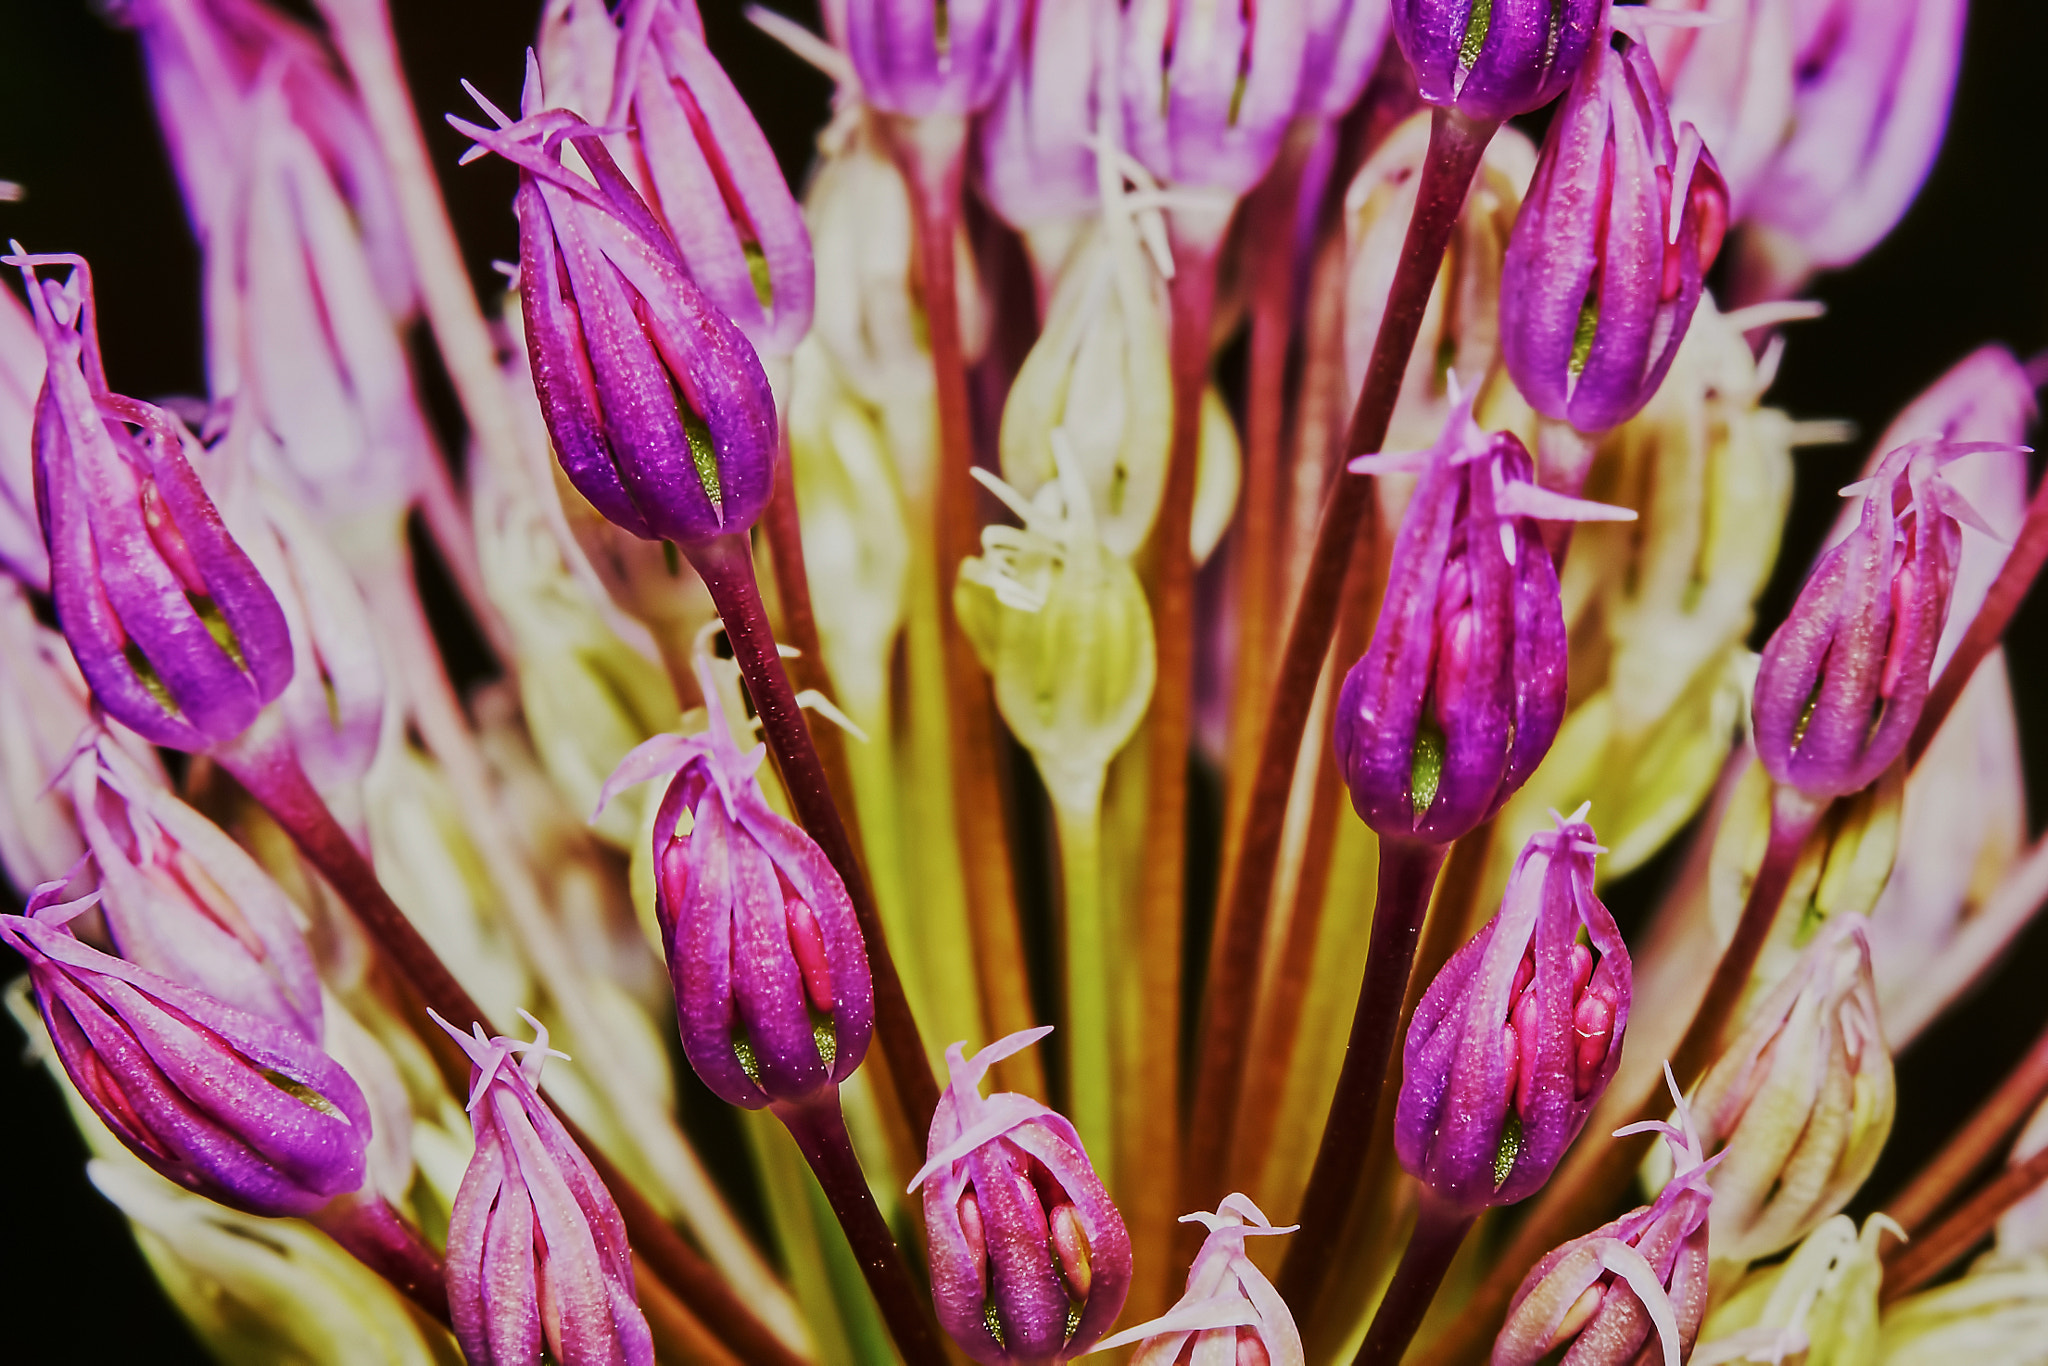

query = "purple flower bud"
[0, 878, 370, 1217]
[1087, 1193, 1302, 1366]
[10, 253, 293, 752]
[451, 66, 778, 547]
[68, 730, 323, 1038]
[606, 0, 816, 358]
[1501, 25, 1730, 435]
[1392, 0, 1604, 124]
[1119, 0, 1311, 203]
[844, 0, 1025, 118]
[1746, 0, 1965, 274]
[1, 282, 49, 592]
[1298, 0, 1396, 121]
[1397, 808, 1632, 1215]
[594, 655, 872, 1109]
[1846, 345, 2038, 678]
[1333, 391, 1634, 843]
[977, 0, 1115, 236]
[907, 1027, 1131, 1365]
[1494, 1070, 1715, 1366]
[433, 1012, 655, 1366]
[1753, 436, 2022, 799]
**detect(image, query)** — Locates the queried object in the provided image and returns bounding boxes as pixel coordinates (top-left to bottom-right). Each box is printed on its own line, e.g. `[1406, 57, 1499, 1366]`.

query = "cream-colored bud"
[1696, 1212, 1898, 1366]
[1000, 218, 1173, 559]
[1676, 916, 1895, 1266]
[788, 335, 911, 725]
[89, 1159, 448, 1366]
[957, 437, 1156, 814]
[1878, 1253, 2048, 1365]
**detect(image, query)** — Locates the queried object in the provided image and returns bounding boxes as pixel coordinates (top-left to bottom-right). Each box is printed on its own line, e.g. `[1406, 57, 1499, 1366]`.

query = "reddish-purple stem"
[1277, 837, 1451, 1319]
[1183, 103, 1500, 1239]
[684, 532, 940, 1149]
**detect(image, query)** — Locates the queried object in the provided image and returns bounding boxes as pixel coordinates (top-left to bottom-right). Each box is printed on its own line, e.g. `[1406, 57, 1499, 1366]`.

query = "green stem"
[1053, 785, 1113, 1170]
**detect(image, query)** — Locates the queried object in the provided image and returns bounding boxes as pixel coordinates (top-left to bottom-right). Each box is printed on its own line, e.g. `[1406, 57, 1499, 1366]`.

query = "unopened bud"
[1400, 808, 1631, 1214]
[910, 1028, 1132, 1364]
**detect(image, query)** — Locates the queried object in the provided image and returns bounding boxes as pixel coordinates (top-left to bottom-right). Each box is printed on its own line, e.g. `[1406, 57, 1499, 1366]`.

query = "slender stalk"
[1353, 1194, 1476, 1366]
[310, 0, 517, 645]
[1412, 784, 1831, 1366]
[1135, 221, 1225, 1268]
[1275, 838, 1450, 1318]
[360, 556, 793, 1325]
[215, 727, 808, 1366]
[1908, 470, 2048, 767]
[1882, 1144, 2048, 1303]
[1665, 785, 1827, 1084]
[1184, 108, 1500, 1219]
[1889, 1015, 2048, 1234]
[761, 436, 864, 838]
[774, 1095, 950, 1366]
[684, 531, 941, 1146]
[1232, 515, 1385, 1189]
[310, 1190, 450, 1327]
[1225, 123, 1316, 841]
[886, 116, 1040, 1091]
[1053, 790, 1114, 1171]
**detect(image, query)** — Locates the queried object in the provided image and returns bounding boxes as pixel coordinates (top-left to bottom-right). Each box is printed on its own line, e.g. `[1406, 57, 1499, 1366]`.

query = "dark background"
[2, 1, 2045, 1359]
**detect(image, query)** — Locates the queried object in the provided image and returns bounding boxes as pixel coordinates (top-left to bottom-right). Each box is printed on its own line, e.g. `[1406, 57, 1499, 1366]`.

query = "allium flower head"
[1398, 807, 1632, 1214]
[0, 874, 369, 1218]
[11, 252, 292, 752]
[1752, 435, 2022, 800]
[599, 0, 815, 358]
[1333, 388, 1633, 844]
[450, 61, 778, 547]
[1119, 0, 1311, 204]
[595, 648, 873, 1109]
[1392, 0, 1604, 123]
[1495, 1067, 1718, 1366]
[1501, 23, 1729, 435]
[433, 1011, 655, 1366]
[844, 0, 1026, 118]
[1086, 1193, 1303, 1366]
[69, 730, 323, 1038]
[1678, 914, 1893, 1265]
[908, 1027, 1132, 1365]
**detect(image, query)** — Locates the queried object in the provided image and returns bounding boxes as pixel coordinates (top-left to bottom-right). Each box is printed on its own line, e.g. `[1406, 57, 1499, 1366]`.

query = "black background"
[2, 1, 2045, 1359]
